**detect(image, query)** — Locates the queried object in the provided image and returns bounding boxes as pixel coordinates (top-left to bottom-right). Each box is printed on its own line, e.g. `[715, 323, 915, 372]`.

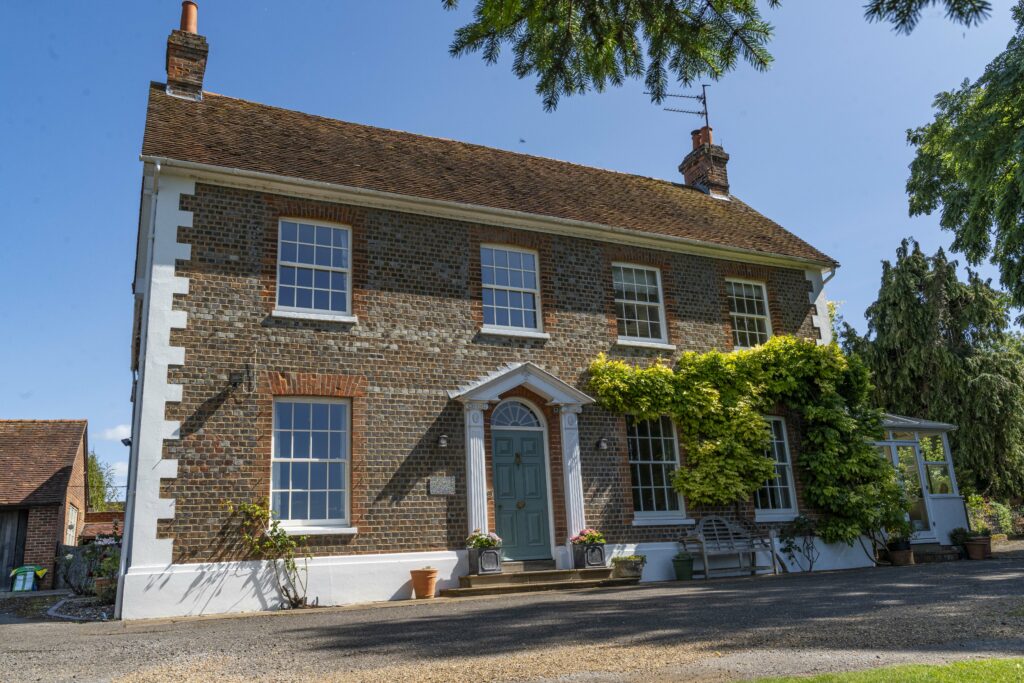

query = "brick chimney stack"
[679, 126, 730, 197]
[165, 1, 208, 101]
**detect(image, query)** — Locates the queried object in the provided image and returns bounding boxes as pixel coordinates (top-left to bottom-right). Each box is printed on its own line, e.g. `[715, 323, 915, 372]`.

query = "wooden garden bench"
[680, 516, 778, 580]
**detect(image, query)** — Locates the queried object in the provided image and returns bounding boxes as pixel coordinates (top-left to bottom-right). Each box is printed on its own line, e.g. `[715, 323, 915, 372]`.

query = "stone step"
[441, 576, 639, 598]
[459, 567, 613, 588]
[500, 560, 556, 573]
[913, 548, 962, 563]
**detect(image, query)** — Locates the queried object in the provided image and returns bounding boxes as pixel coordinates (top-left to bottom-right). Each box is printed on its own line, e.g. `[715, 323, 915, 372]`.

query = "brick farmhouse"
[119, 4, 856, 619]
[0, 420, 88, 590]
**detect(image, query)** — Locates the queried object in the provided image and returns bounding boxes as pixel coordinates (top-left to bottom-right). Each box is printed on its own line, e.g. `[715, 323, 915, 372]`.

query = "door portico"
[449, 363, 595, 567]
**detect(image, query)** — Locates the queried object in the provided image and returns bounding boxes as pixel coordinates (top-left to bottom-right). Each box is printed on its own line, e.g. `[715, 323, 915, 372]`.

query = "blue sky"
[0, 1, 1016, 494]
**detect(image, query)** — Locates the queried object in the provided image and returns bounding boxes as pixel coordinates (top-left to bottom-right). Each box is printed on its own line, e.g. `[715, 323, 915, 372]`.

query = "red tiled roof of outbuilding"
[0, 420, 88, 506]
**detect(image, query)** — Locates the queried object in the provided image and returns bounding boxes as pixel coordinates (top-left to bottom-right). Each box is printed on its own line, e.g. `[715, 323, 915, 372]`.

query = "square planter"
[468, 547, 503, 575]
[572, 543, 606, 569]
[611, 559, 645, 579]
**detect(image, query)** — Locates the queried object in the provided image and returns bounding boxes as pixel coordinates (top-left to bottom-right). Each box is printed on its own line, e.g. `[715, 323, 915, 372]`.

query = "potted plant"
[611, 554, 646, 579]
[672, 551, 695, 580]
[886, 520, 915, 566]
[410, 566, 439, 599]
[963, 526, 992, 560]
[466, 530, 502, 575]
[569, 528, 606, 568]
[949, 527, 970, 559]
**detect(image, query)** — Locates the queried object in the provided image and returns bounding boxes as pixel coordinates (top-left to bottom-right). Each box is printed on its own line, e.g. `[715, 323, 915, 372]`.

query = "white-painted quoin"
[116, 165, 192, 619]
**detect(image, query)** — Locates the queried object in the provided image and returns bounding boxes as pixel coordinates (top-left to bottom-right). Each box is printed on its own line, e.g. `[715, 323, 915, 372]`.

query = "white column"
[464, 401, 490, 535]
[560, 404, 586, 540]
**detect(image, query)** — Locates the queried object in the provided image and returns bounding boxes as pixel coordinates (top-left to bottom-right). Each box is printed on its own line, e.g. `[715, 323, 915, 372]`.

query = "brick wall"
[23, 506, 60, 588]
[159, 182, 820, 563]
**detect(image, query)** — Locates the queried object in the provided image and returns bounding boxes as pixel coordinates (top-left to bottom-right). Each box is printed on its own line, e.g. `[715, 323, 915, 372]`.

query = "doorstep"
[441, 565, 639, 597]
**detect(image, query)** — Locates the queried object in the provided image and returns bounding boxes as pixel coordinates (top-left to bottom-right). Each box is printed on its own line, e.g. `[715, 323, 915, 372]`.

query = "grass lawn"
[758, 658, 1024, 682]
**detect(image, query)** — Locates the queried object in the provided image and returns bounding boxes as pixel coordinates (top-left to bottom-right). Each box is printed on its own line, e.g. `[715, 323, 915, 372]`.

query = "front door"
[493, 429, 551, 561]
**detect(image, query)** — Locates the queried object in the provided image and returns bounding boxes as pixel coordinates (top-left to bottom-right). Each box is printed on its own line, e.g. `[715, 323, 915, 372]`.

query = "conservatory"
[876, 414, 968, 546]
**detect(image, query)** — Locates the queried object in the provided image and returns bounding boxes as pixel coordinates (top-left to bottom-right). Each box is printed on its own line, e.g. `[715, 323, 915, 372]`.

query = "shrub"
[466, 530, 502, 548]
[569, 528, 606, 545]
[588, 337, 907, 546]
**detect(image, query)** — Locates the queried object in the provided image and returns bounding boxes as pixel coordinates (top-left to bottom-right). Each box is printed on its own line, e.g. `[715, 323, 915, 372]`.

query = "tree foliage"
[906, 1, 1024, 311]
[842, 239, 1024, 499]
[865, 0, 991, 33]
[588, 336, 906, 544]
[87, 451, 120, 512]
[443, 0, 993, 109]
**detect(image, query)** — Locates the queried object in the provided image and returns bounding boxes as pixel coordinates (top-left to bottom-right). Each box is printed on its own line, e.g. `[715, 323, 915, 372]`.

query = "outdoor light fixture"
[438, 434, 449, 448]
[121, 438, 132, 447]
[597, 437, 609, 451]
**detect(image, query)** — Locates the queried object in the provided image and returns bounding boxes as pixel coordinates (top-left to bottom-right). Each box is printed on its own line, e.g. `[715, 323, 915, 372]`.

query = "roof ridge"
[0, 419, 88, 423]
[176, 84, 707, 191]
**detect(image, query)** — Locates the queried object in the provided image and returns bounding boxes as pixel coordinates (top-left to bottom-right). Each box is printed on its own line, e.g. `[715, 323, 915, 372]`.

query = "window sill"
[283, 526, 358, 536]
[616, 339, 676, 352]
[479, 326, 551, 340]
[632, 517, 695, 527]
[271, 309, 358, 324]
[754, 512, 797, 523]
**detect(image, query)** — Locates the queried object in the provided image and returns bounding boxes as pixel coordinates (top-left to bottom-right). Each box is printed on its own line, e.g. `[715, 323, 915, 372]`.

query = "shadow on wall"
[375, 401, 467, 550]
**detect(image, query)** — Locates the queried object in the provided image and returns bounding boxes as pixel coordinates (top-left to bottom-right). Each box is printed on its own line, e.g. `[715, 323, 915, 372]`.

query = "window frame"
[725, 278, 773, 349]
[479, 243, 545, 335]
[625, 415, 690, 524]
[271, 397, 353, 532]
[755, 416, 799, 522]
[611, 262, 670, 346]
[274, 218, 355, 322]
[65, 504, 79, 545]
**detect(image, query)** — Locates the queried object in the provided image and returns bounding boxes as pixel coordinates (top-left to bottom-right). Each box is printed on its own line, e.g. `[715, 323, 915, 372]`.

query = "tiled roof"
[142, 83, 836, 267]
[80, 510, 124, 540]
[0, 420, 87, 506]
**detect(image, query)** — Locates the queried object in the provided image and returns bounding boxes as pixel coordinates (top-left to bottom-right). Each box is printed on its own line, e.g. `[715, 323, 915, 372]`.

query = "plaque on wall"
[429, 476, 456, 496]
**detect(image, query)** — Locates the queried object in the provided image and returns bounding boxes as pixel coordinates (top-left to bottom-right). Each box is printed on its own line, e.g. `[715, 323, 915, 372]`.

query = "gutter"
[140, 155, 839, 273]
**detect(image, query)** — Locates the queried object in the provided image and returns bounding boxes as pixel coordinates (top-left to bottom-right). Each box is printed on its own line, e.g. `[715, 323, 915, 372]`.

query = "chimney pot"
[691, 126, 713, 150]
[180, 1, 198, 33]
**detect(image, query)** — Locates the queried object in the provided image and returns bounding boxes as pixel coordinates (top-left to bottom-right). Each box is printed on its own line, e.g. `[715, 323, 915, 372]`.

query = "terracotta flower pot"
[964, 538, 989, 560]
[888, 549, 914, 566]
[410, 568, 439, 599]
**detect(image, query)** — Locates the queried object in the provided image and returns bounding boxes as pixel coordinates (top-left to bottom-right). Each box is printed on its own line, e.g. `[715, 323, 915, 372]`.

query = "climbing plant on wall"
[588, 336, 908, 545]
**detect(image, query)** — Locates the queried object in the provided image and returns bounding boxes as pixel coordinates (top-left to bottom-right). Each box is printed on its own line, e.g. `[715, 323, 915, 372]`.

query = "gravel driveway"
[4, 556, 1024, 682]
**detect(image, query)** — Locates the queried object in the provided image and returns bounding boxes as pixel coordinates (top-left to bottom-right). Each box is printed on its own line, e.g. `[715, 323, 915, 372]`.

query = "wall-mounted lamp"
[121, 438, 132, 447]
[438, 434, 449, 448]
[596, 437, 609, 451]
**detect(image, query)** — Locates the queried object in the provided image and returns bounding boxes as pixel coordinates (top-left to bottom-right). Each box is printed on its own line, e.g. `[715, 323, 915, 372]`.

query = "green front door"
[493, 429, 551, 561]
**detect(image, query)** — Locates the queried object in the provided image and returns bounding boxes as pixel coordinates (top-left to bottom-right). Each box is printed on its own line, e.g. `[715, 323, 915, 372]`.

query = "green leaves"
[865, 0, 992, 34]
[907, 3, 1024, 311]
[444, 0, 776, 110]
[588, 336, 899, 542]
[444, 1, 993, 110]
